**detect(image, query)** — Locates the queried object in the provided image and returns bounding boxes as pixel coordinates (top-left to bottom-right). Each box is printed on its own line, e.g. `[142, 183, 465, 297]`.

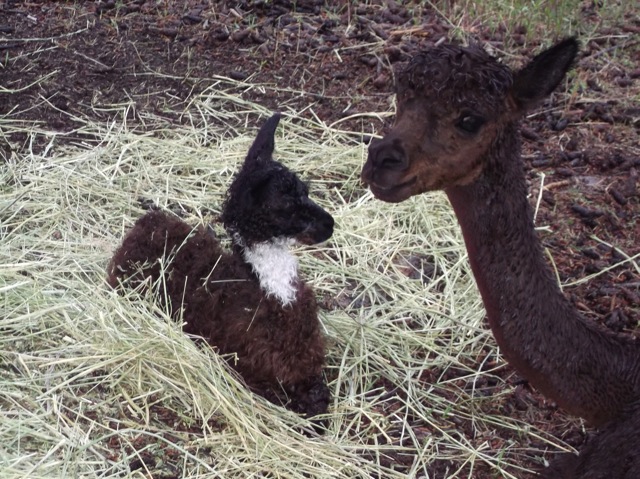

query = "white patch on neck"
[241, 237, 299, 306]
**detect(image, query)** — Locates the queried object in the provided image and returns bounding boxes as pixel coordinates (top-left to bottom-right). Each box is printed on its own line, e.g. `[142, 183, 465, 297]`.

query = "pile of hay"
[0, 93, 567, 478]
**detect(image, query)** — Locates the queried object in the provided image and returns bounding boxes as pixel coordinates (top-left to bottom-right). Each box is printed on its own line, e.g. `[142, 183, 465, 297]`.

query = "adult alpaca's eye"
[456, 114, 485, 134]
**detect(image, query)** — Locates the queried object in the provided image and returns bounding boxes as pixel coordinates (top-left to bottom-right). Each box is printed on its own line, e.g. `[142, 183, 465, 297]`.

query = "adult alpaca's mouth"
[367, 176, 417, 203]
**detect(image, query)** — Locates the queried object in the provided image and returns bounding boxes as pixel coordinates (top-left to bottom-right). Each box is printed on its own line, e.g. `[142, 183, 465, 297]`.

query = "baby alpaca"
[107, 114, 334, 419]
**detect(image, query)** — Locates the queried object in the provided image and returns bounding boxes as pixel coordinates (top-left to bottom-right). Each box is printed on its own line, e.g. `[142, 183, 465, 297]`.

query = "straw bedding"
[0, 94, 568, 478]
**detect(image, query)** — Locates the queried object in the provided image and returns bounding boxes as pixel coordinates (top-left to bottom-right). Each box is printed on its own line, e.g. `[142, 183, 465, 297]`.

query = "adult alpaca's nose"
[368, 138, 409, 172]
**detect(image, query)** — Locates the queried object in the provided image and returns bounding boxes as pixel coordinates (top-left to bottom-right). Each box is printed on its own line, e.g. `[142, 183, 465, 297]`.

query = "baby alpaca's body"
[108, 114, 333, 418]
[108, 210, 328, 415]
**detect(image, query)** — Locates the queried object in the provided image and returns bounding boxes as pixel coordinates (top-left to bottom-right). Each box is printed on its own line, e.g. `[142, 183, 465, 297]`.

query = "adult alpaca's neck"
[240, 237, 300, 306]
[445, 124, 640, 426]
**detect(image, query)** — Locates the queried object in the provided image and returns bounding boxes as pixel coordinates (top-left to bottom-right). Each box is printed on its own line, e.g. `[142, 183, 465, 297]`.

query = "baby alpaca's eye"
[456, 114, 485, 134]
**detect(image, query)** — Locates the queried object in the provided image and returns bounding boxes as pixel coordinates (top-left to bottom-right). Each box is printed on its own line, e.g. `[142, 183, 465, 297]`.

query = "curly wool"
[241, 237, 299, 306]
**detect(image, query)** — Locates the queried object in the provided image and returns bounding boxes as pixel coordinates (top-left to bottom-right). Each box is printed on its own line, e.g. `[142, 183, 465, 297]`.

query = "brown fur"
[107, 210, 328, 416]
[541, 406, 640, 478]
[362, 39, 640, 476]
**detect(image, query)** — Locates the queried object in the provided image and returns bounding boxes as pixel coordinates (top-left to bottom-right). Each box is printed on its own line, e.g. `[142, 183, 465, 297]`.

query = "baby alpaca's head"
[222, 114, 334, 247]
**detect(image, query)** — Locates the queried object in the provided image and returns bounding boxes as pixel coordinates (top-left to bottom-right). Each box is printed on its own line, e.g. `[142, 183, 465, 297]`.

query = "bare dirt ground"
[2, 1, 639, 477]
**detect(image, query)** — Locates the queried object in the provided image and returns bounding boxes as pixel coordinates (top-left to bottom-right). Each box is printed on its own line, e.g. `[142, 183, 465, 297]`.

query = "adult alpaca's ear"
[245, 113, 281, 166]
[511, 38, 578, 113]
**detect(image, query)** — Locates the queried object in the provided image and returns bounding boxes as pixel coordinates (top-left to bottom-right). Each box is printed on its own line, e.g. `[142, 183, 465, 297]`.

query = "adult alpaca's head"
[222, 113, 334, 247]
[221, 114, 334, 305]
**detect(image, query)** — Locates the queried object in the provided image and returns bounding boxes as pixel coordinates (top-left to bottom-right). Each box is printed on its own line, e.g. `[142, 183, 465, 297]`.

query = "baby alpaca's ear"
[510, 38, 578, 113]
[245, 113, 281, 166]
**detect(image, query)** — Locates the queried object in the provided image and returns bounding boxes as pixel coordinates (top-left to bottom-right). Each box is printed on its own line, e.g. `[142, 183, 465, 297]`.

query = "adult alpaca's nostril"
[370, 142, 408, 171]
[380, 151, 406, 170]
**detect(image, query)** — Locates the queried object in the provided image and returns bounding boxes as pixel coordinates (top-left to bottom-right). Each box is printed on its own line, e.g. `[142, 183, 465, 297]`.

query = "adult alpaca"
[108, 114, 334, 420]
[362, 39, 640, 477]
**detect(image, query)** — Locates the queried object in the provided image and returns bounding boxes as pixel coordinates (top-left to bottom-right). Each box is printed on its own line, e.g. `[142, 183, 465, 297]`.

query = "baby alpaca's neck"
[240, 237, 300, 306]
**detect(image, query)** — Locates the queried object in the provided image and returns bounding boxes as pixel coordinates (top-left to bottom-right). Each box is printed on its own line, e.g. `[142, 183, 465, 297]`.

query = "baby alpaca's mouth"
[296, 226, 334, 246]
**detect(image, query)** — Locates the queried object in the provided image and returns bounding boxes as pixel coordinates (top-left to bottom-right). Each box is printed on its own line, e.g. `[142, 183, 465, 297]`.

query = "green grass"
[449, 0, 583, 37]
[426, 0, 632, 45]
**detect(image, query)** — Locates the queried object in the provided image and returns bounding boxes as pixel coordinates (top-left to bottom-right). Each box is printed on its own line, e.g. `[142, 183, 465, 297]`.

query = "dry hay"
[0, 87, 571, 478]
